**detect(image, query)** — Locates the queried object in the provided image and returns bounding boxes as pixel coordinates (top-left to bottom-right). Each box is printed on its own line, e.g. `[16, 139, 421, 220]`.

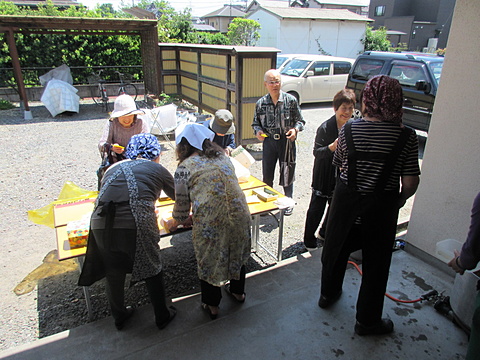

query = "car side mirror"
[416, 80, 432, 93]
[305, 70, 314, 77]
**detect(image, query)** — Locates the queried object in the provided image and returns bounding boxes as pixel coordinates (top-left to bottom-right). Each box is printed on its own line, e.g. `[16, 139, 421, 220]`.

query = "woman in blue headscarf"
[79, 133, 177, 331]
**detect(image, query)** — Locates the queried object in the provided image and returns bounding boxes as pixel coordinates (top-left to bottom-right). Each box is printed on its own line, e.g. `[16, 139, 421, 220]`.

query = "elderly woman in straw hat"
[79, 133, 177, 331]
[98, 94, 149, 164]
[166, 123, 251, 320]
[202, 109, 236, 155]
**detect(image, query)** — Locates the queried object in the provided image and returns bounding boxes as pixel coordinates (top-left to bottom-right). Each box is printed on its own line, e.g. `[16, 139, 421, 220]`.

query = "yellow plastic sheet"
[28, 181, 98, 228]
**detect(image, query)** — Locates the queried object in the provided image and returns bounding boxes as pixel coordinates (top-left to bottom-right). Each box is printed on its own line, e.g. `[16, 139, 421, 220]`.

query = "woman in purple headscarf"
[318, 75, 421, 336]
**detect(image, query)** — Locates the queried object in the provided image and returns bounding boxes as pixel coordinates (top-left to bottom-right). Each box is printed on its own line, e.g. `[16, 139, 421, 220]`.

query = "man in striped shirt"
[318, 75, 420, 336]
[252, 69, 305, 215]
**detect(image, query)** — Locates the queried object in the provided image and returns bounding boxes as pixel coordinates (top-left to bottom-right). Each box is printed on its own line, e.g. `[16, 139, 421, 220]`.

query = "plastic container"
[435, 239, 463, 263]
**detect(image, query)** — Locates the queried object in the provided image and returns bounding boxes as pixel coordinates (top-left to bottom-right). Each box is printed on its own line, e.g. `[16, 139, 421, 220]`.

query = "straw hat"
[110, 94, 144, 118]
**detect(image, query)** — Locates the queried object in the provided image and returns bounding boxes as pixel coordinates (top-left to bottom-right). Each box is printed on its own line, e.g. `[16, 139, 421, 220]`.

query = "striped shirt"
[333, 119, 420, 192]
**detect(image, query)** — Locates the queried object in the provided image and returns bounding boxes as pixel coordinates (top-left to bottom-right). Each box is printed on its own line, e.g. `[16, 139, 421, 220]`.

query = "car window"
[389, 64, 427, 87]
[308, 61, 330, 76]
[428, 61, 443, 85]
[351, 59, 384, 80]
[280, 59, 310, 77]
[333, 62, 352, 75]
[276, 56, 288, 69]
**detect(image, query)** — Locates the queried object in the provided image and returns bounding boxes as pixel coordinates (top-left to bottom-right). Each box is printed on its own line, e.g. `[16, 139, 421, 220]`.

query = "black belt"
[265, 128, 283, 140]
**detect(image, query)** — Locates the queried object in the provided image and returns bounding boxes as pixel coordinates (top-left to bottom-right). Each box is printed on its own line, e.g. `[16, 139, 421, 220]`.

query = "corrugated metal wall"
[158, 44, 279, 145]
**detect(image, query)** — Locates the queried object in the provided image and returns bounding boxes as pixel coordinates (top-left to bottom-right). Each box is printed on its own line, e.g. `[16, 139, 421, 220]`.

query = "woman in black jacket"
[303, 89, 356, 249]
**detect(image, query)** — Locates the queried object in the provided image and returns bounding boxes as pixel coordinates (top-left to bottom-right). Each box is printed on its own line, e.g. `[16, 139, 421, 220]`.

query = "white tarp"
[40, 65, 79, 117]
[40, 79, 80, 117]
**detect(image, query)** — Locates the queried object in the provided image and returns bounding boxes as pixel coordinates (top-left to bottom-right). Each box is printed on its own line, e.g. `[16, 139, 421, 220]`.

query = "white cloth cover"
[40, 79, 80, 117]
[39, 64, 74, 86]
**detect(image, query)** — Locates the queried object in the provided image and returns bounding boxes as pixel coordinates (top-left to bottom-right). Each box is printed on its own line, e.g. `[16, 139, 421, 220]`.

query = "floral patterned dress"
[172, 154, 251, 286]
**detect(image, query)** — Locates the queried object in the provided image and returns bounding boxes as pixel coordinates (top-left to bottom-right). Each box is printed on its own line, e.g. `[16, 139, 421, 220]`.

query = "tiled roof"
[258, 6, 372, 21]
[301, 0, 369, 6]
[202, 5, 246, 18]
[192, 24, 219, 31]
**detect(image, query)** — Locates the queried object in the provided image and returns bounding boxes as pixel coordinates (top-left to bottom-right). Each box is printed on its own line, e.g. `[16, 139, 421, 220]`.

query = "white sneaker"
[284, 207, 293, 216]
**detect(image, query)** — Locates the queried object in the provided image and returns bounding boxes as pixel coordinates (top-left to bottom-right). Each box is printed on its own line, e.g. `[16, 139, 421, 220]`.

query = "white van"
[280, 55, 355, 104]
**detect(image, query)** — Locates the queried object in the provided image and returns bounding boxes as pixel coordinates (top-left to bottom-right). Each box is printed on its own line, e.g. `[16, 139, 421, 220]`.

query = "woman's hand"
[183, 214, 193, 228]
[448, 250, 465, 275]
[112, 144, 124, 154]
[328, 138, 338, 152]
[165, 218, 178, 232]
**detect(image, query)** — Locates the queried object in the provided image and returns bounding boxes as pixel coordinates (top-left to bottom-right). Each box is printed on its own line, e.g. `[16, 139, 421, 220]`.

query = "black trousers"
[262, 136, 294, 198]
[321, 181, 399, 325]
[92, 229, 170, 324]
[200, 265, 246, 306]
[303, 191, 330, 246]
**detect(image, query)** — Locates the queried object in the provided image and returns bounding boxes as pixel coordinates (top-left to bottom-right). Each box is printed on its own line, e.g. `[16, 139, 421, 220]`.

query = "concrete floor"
[0, 249, 468, 360]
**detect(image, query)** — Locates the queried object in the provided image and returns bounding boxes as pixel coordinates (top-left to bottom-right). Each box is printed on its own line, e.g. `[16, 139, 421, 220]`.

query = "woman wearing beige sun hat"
[98, 94, 149, 164]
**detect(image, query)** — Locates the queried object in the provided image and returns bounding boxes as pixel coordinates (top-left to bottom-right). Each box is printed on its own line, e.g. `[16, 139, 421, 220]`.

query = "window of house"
[375, 5, 386, 16]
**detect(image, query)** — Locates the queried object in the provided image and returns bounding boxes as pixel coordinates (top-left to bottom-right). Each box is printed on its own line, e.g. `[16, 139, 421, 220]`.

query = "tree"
[186, 32, 229, 45]
[227, 18, 260, 46]
[361, 26, 391, 52]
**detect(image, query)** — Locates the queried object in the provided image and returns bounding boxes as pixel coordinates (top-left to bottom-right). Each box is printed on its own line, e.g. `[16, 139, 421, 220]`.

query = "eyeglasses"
[267, 80, 281, 85]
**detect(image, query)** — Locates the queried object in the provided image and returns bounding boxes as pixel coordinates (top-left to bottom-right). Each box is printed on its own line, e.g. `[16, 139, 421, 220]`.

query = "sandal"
[224, 283, 246, 303]
[201, 303, 218, 320]
[156, 306, 177, 330]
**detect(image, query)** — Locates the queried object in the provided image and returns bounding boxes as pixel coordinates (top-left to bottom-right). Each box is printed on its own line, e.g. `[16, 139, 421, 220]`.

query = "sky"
[78, 0, 250, 17]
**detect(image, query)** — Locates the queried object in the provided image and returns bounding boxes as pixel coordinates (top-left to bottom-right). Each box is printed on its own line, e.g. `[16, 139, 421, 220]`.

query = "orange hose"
[347, 260, 423, 304]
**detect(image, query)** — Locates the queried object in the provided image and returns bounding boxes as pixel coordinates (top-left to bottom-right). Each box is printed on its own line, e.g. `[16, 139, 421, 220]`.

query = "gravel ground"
[0, 99, 417, 351]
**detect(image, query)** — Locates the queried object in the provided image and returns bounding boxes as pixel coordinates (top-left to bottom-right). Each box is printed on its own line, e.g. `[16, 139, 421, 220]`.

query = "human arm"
[287, 94, 305, 141]
[171, 165, 192, 224]
[252, 101, 267, 141]
[98, 120, 112, 153]
[449, 192, 480, 273]
[398, 175, 419, 208]
[225, 134, 236, 154]
[159, 166, 176, 200]
[313, 117, 338, 159]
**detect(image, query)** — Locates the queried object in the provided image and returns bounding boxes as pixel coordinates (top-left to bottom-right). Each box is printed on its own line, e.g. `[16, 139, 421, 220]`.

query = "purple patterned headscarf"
[362, 75, 403, 123]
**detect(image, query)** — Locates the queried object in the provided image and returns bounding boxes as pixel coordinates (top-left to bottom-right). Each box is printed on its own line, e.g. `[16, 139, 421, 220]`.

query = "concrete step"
[0, 250, 468, 360]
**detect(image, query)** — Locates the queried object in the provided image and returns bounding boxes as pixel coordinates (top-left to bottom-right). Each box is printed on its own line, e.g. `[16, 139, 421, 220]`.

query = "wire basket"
[117, 72, 134, 84]
[87, 74, 102, 85]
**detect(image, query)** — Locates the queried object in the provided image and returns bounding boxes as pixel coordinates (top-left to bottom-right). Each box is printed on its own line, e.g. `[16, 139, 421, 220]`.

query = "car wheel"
[288, 91, 300, 104]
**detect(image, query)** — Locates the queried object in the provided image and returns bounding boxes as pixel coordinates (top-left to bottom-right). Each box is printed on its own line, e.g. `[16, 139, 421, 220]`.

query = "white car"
[280, 55, 355, 104]
[276, 54, 310, 72]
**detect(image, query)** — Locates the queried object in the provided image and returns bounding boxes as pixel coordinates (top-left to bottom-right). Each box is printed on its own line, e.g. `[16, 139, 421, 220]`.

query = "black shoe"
[354, 318, 394, 336]
[115, 306, 135, 330]
[224, 283, 246, 303]
[156, 306, 177, 330]
[201, 303, 218, 320]
[304, 239, 318, 250]
[318, 291, 342, 309]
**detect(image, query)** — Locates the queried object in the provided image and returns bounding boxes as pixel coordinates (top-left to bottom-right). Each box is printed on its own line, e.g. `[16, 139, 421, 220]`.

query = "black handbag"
[279, 139, 295, 187]
[97, 144, 114, 190]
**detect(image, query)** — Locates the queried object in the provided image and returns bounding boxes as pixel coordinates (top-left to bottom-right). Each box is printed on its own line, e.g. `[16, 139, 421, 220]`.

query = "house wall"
[252, 10, 365, 58]
[406, 0, 480, 259]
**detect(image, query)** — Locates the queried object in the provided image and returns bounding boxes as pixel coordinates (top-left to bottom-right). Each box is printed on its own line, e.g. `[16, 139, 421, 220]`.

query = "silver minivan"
[280, 55, 355, 104]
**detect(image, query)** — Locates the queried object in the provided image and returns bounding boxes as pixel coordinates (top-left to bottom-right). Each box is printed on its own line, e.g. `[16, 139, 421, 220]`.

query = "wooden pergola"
[0, 15, 160, 119]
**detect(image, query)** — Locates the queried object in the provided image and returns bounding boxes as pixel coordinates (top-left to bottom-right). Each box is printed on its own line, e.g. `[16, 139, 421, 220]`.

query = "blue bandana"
[125, 133, 161, 161]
